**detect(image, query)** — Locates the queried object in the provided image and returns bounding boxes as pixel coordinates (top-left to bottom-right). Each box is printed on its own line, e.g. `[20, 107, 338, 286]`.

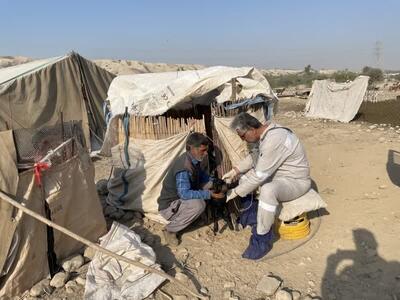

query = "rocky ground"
[16, 97, 400, 300]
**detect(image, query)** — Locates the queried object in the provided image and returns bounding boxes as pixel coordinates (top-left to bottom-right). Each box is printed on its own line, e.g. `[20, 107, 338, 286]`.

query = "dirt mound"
[94, 59, 205, 75]
[0, 56, 32, 68]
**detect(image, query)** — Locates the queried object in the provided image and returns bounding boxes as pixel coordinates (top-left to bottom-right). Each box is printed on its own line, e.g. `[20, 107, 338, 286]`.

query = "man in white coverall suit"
[223, 112, 311, 260]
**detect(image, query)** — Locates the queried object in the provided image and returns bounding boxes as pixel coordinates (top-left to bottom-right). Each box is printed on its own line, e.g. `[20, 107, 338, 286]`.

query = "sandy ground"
[65, 97, 398, 300]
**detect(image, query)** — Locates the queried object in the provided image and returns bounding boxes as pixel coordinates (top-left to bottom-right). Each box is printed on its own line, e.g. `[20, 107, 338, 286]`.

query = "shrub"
[361, 66, 384, 84]
[331, 70, 358, 82]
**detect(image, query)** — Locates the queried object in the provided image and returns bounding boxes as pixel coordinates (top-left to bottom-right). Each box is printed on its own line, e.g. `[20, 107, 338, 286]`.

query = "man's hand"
[226, 189, 238, 202]
[222, 168, 240, 184]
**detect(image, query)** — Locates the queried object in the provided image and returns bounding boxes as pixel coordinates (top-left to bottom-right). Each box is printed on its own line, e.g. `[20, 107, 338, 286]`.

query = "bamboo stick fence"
[117, 115, 206, 143]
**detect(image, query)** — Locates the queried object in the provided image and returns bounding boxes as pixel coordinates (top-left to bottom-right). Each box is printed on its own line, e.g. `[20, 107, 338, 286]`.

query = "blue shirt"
[175, 157, 211, 200]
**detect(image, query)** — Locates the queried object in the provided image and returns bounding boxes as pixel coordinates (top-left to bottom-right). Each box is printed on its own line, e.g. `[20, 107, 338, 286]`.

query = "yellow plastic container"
[276, 213, 310, 240]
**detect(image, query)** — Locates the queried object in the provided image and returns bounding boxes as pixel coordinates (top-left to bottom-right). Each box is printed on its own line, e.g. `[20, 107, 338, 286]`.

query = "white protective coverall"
[234, 122, 311, 234]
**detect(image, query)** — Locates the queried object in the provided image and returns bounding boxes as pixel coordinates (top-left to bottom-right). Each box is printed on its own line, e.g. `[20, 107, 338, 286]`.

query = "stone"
[256, 275, 282, 296]
[284, 111, 296, 118]
[50, 272, 69, 288]
[378, 185, 388, 190]
[378, 137, 385, 143]
[308, 280, 316, 287]
[224, 290, 233, 299]
[175, 272, 188, 282]
[229, 296, 240, 300]
[84, 246, 97, 261]
[75, 276, 86, 286]
[224, 281, 236, 289]
[195, 261, 202, 268]
[30, 279, 51, 297]
[62, 254, 84, 272]
[368, 125, 377, 130]
[200, 287, 209, 294]
[291, 290, 301, 300]
[65, 280, 78, 294]
[275, 289, 292, 300]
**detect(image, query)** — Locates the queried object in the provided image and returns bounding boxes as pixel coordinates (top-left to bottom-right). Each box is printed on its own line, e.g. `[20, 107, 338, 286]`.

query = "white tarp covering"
[305, 76, 369, 123]
[85, 222, 165, 300]
[107, 66, 276, 116]
[107, 133, 189, 214]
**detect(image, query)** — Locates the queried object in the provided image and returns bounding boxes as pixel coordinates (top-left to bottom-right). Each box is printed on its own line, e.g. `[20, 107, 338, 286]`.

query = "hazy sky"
[1, 0, 399, 70]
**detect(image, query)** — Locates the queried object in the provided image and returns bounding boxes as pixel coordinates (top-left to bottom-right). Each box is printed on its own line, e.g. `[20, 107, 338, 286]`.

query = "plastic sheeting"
[107, 66, 277, 116]
[305, 76, 369, 123]
[85, 222, 165, 300]
[107, 133, 188, 214]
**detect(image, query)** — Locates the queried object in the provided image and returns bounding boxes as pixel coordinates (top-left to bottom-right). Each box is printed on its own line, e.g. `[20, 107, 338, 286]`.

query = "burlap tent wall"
[304, 75, 369, 123]
[0, 52, 115, 148]
[101, 67, 278, 216]
[0, 137, 107, 298]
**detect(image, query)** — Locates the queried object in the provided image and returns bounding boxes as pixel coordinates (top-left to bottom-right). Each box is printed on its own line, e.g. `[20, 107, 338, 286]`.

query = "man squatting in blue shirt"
[157, 132, 225, 246]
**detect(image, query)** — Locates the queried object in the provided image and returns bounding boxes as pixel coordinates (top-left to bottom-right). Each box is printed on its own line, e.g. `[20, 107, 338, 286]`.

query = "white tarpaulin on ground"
[305, 76, 369, 123]
[85, 222, 165, 300]
[107, 66, 276, 116]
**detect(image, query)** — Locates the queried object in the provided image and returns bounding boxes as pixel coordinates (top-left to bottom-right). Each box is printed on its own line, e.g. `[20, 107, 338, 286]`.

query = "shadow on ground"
[321, 228, 400, 300]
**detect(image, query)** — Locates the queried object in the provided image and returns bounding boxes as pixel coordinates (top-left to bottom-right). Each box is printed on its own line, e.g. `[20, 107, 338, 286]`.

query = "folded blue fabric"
[238, 196, 258, 228]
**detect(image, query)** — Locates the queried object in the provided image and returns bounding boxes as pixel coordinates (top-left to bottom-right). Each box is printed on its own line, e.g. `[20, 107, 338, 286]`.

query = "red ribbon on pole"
[34, 162, 50, 187]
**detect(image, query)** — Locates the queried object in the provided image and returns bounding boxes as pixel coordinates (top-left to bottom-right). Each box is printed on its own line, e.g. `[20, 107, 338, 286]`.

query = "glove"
[222, 168, 239, 184]
[226, 189, 238, 202]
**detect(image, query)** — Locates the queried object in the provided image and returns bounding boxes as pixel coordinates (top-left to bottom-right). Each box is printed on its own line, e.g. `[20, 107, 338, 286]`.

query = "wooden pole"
[0, 190, 207, 300]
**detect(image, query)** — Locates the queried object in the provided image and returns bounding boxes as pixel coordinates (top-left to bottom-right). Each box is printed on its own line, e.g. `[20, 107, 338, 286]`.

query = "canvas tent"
[304, 75, 369, 123]
[0, 134, 107, 297]
[101, 66, 278, 217]
[0, 52, 115, 148]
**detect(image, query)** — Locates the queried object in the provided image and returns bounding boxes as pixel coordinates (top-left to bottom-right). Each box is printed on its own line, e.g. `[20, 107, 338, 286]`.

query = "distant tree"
[361, 66, 384, 84]
[304, 64, 312, 75]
